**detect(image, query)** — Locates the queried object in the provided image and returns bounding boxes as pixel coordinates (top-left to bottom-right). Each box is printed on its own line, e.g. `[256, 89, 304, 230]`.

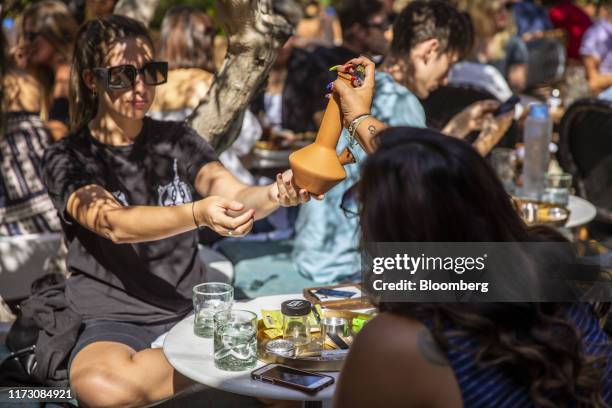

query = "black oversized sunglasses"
[93, 61, 168, 90]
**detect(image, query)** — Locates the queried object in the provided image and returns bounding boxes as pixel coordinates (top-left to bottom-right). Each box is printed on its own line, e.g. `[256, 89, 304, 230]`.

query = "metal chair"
[558, 98, 612, 227]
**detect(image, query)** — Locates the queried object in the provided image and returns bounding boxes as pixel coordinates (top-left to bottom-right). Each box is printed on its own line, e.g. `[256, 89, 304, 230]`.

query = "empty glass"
[542, 173, 572, 206]
[490, 148, 517, 194]
[193, 283, 233, 338]
[213, 309, 258, 371]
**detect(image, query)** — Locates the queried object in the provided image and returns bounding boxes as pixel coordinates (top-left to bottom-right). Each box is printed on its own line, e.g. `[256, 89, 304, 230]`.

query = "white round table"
[566, 195, 597, 228]
[163, 294, 338, 401]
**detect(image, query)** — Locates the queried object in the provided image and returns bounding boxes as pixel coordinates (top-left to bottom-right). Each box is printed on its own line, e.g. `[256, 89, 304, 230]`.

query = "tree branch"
[114, 0, 160, 26]
[188, 0, 301, 153]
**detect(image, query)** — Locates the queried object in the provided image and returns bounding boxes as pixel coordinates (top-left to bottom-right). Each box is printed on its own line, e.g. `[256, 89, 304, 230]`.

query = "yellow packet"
[263, 328, 283, 339]
[261, 309, 283, 329]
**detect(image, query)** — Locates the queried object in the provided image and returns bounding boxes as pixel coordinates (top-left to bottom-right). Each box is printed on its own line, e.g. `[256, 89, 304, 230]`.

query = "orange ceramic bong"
[289, 65, 365, 195]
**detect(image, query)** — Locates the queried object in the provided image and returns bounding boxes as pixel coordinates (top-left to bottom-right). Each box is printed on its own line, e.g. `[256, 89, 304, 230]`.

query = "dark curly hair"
[359, 127, 610, 408]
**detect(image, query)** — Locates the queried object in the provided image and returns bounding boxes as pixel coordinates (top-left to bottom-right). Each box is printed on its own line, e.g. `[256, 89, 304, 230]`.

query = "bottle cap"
[529, 103, 549, 119]
[281, 299, 312, 316]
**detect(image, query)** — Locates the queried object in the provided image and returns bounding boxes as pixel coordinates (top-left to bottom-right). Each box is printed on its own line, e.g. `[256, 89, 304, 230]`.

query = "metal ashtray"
[265, 339, 296, 357]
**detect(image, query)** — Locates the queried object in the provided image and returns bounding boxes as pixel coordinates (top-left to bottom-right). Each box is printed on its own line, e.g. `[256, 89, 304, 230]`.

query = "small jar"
[281, 299, 311, 346]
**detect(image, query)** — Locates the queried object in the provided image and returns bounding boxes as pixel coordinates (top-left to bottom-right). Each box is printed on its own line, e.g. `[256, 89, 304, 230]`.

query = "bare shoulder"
[333, 312, 461, 408]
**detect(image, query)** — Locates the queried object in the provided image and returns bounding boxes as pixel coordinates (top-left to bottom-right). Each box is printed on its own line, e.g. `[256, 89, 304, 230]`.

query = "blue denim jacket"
[292, 72, 426, 283]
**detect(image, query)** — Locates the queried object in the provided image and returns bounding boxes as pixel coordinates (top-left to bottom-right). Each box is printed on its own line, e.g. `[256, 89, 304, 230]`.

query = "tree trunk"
[114, 0, 160, 26]
[188, 0, 301, 153]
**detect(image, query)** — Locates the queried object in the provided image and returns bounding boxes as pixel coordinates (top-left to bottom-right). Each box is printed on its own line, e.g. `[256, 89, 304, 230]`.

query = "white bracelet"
[347, 114, 373, 146]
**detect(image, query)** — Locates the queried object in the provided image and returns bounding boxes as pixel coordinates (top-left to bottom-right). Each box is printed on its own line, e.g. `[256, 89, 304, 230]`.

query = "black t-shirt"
[42, 118, 218, 324]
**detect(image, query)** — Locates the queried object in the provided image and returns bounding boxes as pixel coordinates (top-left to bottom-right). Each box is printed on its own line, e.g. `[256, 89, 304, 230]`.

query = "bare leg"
[70, 341, 194, 408]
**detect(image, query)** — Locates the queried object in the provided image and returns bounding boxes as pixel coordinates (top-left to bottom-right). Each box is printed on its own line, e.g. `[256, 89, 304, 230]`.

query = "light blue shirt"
[292, 72, 426, 283]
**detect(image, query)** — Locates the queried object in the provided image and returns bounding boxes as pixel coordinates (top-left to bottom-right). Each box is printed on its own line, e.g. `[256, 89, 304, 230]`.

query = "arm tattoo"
[368, 124, 377, 136]
[416, 330, 449, 366]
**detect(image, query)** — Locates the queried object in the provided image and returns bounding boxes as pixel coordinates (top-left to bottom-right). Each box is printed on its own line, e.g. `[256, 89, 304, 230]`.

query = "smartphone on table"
[251, 364, 335, 393]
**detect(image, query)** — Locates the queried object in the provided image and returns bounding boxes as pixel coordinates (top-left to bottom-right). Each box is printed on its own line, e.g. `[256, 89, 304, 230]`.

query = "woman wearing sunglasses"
[20, 0, 78, 140]
[41, 15, 313, 408]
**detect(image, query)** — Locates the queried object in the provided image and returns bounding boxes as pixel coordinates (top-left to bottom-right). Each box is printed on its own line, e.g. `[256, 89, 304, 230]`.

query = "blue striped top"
[441, 304, 611, 407]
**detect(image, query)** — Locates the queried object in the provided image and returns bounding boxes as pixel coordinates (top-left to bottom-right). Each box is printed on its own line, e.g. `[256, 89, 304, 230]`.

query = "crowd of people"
[0, 0, 611, 407]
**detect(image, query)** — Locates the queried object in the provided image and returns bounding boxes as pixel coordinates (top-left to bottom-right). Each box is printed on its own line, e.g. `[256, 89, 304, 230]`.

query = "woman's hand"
[269, 169, 324, 207]
[443, 100, 501, 139]
[472, 111, 514, 156]
[330, 56, 376, 126]
[194, 196, 255, 237]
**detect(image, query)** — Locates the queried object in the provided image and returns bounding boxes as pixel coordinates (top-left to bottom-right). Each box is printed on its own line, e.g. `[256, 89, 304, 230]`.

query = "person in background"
[1, 28, 60, 235]
[19, 0, 78, 141]
[293, 2, 513, 285]
[84, 0, 115, 21]
[547, 0, 592, 61]
[580, 2, 612, 100]
[43, 14, 311, 407]
[282, 0, 391, 133]
[149, 5, 262, 186]
[461, 0, 529, 92]
[509, 0, 553, 37]
[332, 126, 612, 408]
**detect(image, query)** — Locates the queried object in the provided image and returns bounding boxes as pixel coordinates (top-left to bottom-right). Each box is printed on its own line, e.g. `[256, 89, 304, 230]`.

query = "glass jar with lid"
[281, 299, 311, 346]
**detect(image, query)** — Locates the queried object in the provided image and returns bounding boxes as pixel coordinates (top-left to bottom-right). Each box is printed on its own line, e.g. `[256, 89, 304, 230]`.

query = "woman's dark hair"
[391, 0, 474, 60]
[69, 14, 153, 131]
[159, 6, 215, 72]
[336, 0, 384, 38]
[359, 127, 609, 408]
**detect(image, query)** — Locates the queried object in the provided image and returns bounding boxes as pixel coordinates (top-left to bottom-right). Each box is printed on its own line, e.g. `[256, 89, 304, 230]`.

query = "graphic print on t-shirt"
[157, 158, 192, 206]
[112, 190, 129, 207]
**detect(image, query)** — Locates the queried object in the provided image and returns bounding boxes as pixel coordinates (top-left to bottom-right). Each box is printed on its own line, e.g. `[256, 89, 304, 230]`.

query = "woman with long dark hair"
[332, 127, 611, 407]
[328, 59, 611, 405]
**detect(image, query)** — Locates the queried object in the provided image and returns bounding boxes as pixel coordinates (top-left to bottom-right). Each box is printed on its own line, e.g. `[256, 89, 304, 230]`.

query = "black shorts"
[68, 319, 178, 370]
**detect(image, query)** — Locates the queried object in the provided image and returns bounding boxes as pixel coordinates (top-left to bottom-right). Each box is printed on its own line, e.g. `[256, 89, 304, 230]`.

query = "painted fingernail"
[329, 65, 341, 71]
[325, 82, 334, 92]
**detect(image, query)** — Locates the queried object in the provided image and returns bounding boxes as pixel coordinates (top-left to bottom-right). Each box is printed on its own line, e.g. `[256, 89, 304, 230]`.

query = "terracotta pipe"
[289, 75, 356, 195]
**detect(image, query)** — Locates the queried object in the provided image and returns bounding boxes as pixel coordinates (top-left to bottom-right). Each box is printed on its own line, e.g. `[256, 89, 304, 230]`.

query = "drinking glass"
[542, 173, 572, 206]
[490, 148, 517, 194]
[213, 309, 258, 371]
[192, 283, 233, 338]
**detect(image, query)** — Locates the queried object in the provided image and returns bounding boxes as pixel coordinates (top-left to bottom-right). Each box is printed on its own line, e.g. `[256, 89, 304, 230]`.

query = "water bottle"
[521, 104, 551, 200]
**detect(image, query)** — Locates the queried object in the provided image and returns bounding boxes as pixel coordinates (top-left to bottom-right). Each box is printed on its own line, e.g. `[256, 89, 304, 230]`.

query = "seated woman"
[42, 15, 313, 407]
[462, 0, 529, 92]
[1, 67, 61, 236]
[331, 71, 612, 407]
